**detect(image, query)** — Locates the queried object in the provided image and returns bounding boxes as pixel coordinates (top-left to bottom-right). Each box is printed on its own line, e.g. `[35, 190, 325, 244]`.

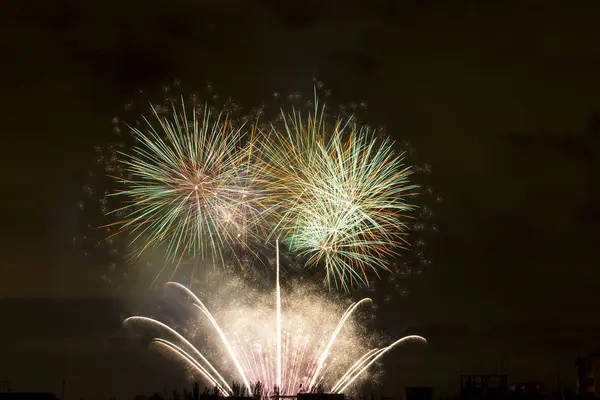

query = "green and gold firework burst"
[259, 95, 418, 291]
[108, 98, 265, 274]
[102, 89, 419, 290]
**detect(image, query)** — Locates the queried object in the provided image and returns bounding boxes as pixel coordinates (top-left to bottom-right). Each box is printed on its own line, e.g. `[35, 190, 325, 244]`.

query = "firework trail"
[124, 248, 426, 397]
[108, 98, 267, 278]
[257, 92, 418, 291]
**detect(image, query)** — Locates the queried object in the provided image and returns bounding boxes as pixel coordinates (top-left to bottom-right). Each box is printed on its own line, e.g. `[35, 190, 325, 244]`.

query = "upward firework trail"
[276, 240, 282, 390]
[124, 248, 426, 397]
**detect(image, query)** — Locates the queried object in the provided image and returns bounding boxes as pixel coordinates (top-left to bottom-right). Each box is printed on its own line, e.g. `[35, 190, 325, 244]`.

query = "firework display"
[107, 98, 266, 274]
[125, 246, 426, 397]
[94, 87, 420, 289]
[83, 84, 433, 396]
[258, 97, 418, 290]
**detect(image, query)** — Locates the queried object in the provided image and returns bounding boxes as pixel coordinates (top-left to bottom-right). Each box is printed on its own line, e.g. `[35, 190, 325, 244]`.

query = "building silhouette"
[405, 387, 433, 400]
[460, 375, 508, 400]
[0, 394, 58, 400]
[296, 394, 344, 400]
[576, 352, 600, 397]
[508, 382, 553, 400]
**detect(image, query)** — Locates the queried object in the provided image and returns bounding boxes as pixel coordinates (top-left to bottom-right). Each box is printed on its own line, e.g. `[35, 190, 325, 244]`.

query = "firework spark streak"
[258, 94, 418, 290]
[276, 240, 282, 390]
[108, 99, 263, 275]
[124, 253, 426, 396]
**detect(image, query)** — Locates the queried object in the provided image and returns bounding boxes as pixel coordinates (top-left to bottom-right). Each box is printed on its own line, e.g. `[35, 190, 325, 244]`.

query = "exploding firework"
[258, 94, 418, 291]
[124, 245, 426, 397]
[81, 83, 423, 291]
[108, 97, 267, 276]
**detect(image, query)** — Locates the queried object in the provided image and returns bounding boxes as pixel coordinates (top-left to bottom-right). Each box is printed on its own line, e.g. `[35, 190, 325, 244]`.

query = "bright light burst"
[124, 248, 425, 397]
[259, 95, 418, 290]
[101, 89, 420, 290]
[108, 99, 264, 274]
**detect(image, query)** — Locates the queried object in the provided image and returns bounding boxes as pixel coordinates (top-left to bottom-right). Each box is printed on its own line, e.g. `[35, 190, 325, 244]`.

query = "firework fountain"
[124, 243, 426, 397]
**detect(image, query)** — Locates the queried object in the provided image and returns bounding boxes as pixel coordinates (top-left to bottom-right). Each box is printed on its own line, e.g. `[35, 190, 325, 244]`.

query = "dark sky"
[2, 0, 600, 399]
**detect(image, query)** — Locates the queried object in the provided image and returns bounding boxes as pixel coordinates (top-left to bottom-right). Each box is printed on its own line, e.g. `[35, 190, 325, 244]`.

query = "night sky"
[2, 1, 600, 399]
